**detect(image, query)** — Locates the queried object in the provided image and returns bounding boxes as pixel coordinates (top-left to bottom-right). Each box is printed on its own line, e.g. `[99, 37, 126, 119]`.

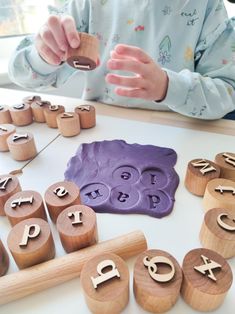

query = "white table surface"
[0, 88, 235, 314]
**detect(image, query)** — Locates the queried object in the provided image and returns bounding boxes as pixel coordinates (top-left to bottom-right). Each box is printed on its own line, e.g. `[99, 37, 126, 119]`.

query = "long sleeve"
[8, 0, 90, 91]
[161, 1, 235, 120]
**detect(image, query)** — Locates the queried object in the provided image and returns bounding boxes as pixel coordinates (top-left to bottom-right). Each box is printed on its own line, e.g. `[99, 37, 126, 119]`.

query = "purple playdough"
[64, 140, 179, 218]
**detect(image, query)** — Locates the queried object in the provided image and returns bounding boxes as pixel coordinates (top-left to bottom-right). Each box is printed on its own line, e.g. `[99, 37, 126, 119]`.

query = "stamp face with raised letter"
[64, 140, 179, 218]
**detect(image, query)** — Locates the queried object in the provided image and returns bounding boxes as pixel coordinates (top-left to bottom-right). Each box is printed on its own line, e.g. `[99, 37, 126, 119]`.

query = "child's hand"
[106, 44, 168, 102]
[35, 15, 80, 65]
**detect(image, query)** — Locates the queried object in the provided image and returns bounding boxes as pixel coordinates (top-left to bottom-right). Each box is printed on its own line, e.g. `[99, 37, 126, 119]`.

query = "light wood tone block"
[0, 105, 12, 124]
[56, 112, 80, 137]
[44, 181, 81, 223]
[181, 248, 233, 312]
[44, 105, 65, 128]
[66, 32, 99, 71]
[0, 230, 146, 305]
[9, 103, 33, 126]
[0, 239, 9, 277]
[0, 174, 22, 216]
[57, 205, 97, 253]
[4, 190, 47, 226]
[203, 178, 235, 212]
[184, 159, 220, 196]
[200, 208, 235, 259]
[7, 131, 37, 161]
[7, 218, 55, 269]
[22, 95, 41, 106]
[133, 249, 182, 313]
[75, 105, 96, 129]
[81, 253, 129, 314]
[0, 124, 16, 152]
[215, 152, 235, 181]
[31, 100, 51, 123]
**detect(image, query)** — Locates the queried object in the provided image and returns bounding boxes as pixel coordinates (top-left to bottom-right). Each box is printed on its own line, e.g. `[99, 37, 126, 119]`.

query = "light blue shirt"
[8, 0, 235, 119]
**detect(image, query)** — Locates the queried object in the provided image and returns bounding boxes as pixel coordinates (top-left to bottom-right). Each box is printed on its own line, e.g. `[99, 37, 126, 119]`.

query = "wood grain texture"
[184, 159, 220, 196]
[44, 181, 81, 223]
[203, 178, 235, 212]
[133, 249, 182, 313]
[7, 131, 37, 161]
[0, 105, 12, 124]
[7, 217, 55, 269]
[181, 248, 233, 311]
[0, 124, 16, 152]
[9, 103, 33, 126]
[43, 105, 65, 128]
[215, 152, 235, 181]
[4, 190, 47, 226]
[56, 205, 98, 253]
[200, 208, 235, 259]
[0, 230, 147, 305]
[31, 100, 50, 123]
[81, 253, 129, 314]
[56, 112, 80, 137]
[0, 174, 21, 216]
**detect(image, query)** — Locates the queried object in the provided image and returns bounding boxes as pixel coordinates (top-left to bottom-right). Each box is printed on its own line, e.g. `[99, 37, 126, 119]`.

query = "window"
[0, 0, 66, 38]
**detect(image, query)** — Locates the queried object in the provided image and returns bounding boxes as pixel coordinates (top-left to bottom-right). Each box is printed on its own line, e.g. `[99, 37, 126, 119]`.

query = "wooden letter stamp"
[0, 239, 9, 277]
[22, 95, 41, 106]
[200, 208, 235, 258]
[133, 249, 182, 313]
[66, 33, 99, 71]
[56, 112, 80, 137]
[44, 181, 81, 223]
[43, 105, 65, 128]
[4, 190, 47, 226]
[215, 152, 235, 181]
[31, 100, 51, 123]
[56, 205, 98, 253]
[75, 105, 96, 129]
[0, 124, 16, 152]
[0, 105, 12, 124]
[7, 218, 55, 269]
[9, 103, 33, 126]
[0, 174, 21, 216]
[203, 178, 235, 212]
[181, 248, 233, 311]
[80, 253, 129, 314]
[7, 132, 37, 161]
[184, 159, 220, 196]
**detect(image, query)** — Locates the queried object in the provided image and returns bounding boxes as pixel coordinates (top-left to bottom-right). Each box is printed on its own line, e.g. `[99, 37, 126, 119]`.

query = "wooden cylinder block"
[0, 174, 22, 216]
[0, 124, 16, 152]
[215, 152, 235, 181]
[66, 32, 99, 71]
[4, 190, 47, 226]
[22, 95, 41, 106]
[203, 178, 235, 212]
[57, 205, 97, 253]
[44, 181, 81, 223]
[31, 100, 51, 123]
[0, 105, 12, 124]
[81, 253, 129, 314]
[75, 105, 96, 129]
[181, 248, 233, 312]
[9, 103, 33, 126]
[133, 249, 182, 313]
[200, 208, 235, 259]
[0, 239, 9, 276]
[184, 159, 220, 196]
[44, 105, 65, 128]
[7, 131, 37, 161]
[56, 112, 80, 137]
[7, 218, 55, 269]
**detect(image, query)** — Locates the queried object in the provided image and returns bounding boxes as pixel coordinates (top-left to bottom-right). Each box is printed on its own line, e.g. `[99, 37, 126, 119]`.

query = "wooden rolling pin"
[0, 230, 147, 305]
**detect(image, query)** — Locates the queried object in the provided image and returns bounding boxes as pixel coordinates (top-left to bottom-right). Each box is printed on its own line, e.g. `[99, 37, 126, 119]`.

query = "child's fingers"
[107, 58, 148, 76]
[61, 15, 80, 48]
[35, 35, 62, 65]
[106, 73, 146, 89]
[114, 44, 152, 64]
[47, 15, 68, 51]
[110, 50, 131, 60]
[115, 87, 147, 99]
[39, 25, 65, 59]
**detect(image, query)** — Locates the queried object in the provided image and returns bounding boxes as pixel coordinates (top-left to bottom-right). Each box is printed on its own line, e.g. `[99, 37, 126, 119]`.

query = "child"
[8, 0, 235, 120]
